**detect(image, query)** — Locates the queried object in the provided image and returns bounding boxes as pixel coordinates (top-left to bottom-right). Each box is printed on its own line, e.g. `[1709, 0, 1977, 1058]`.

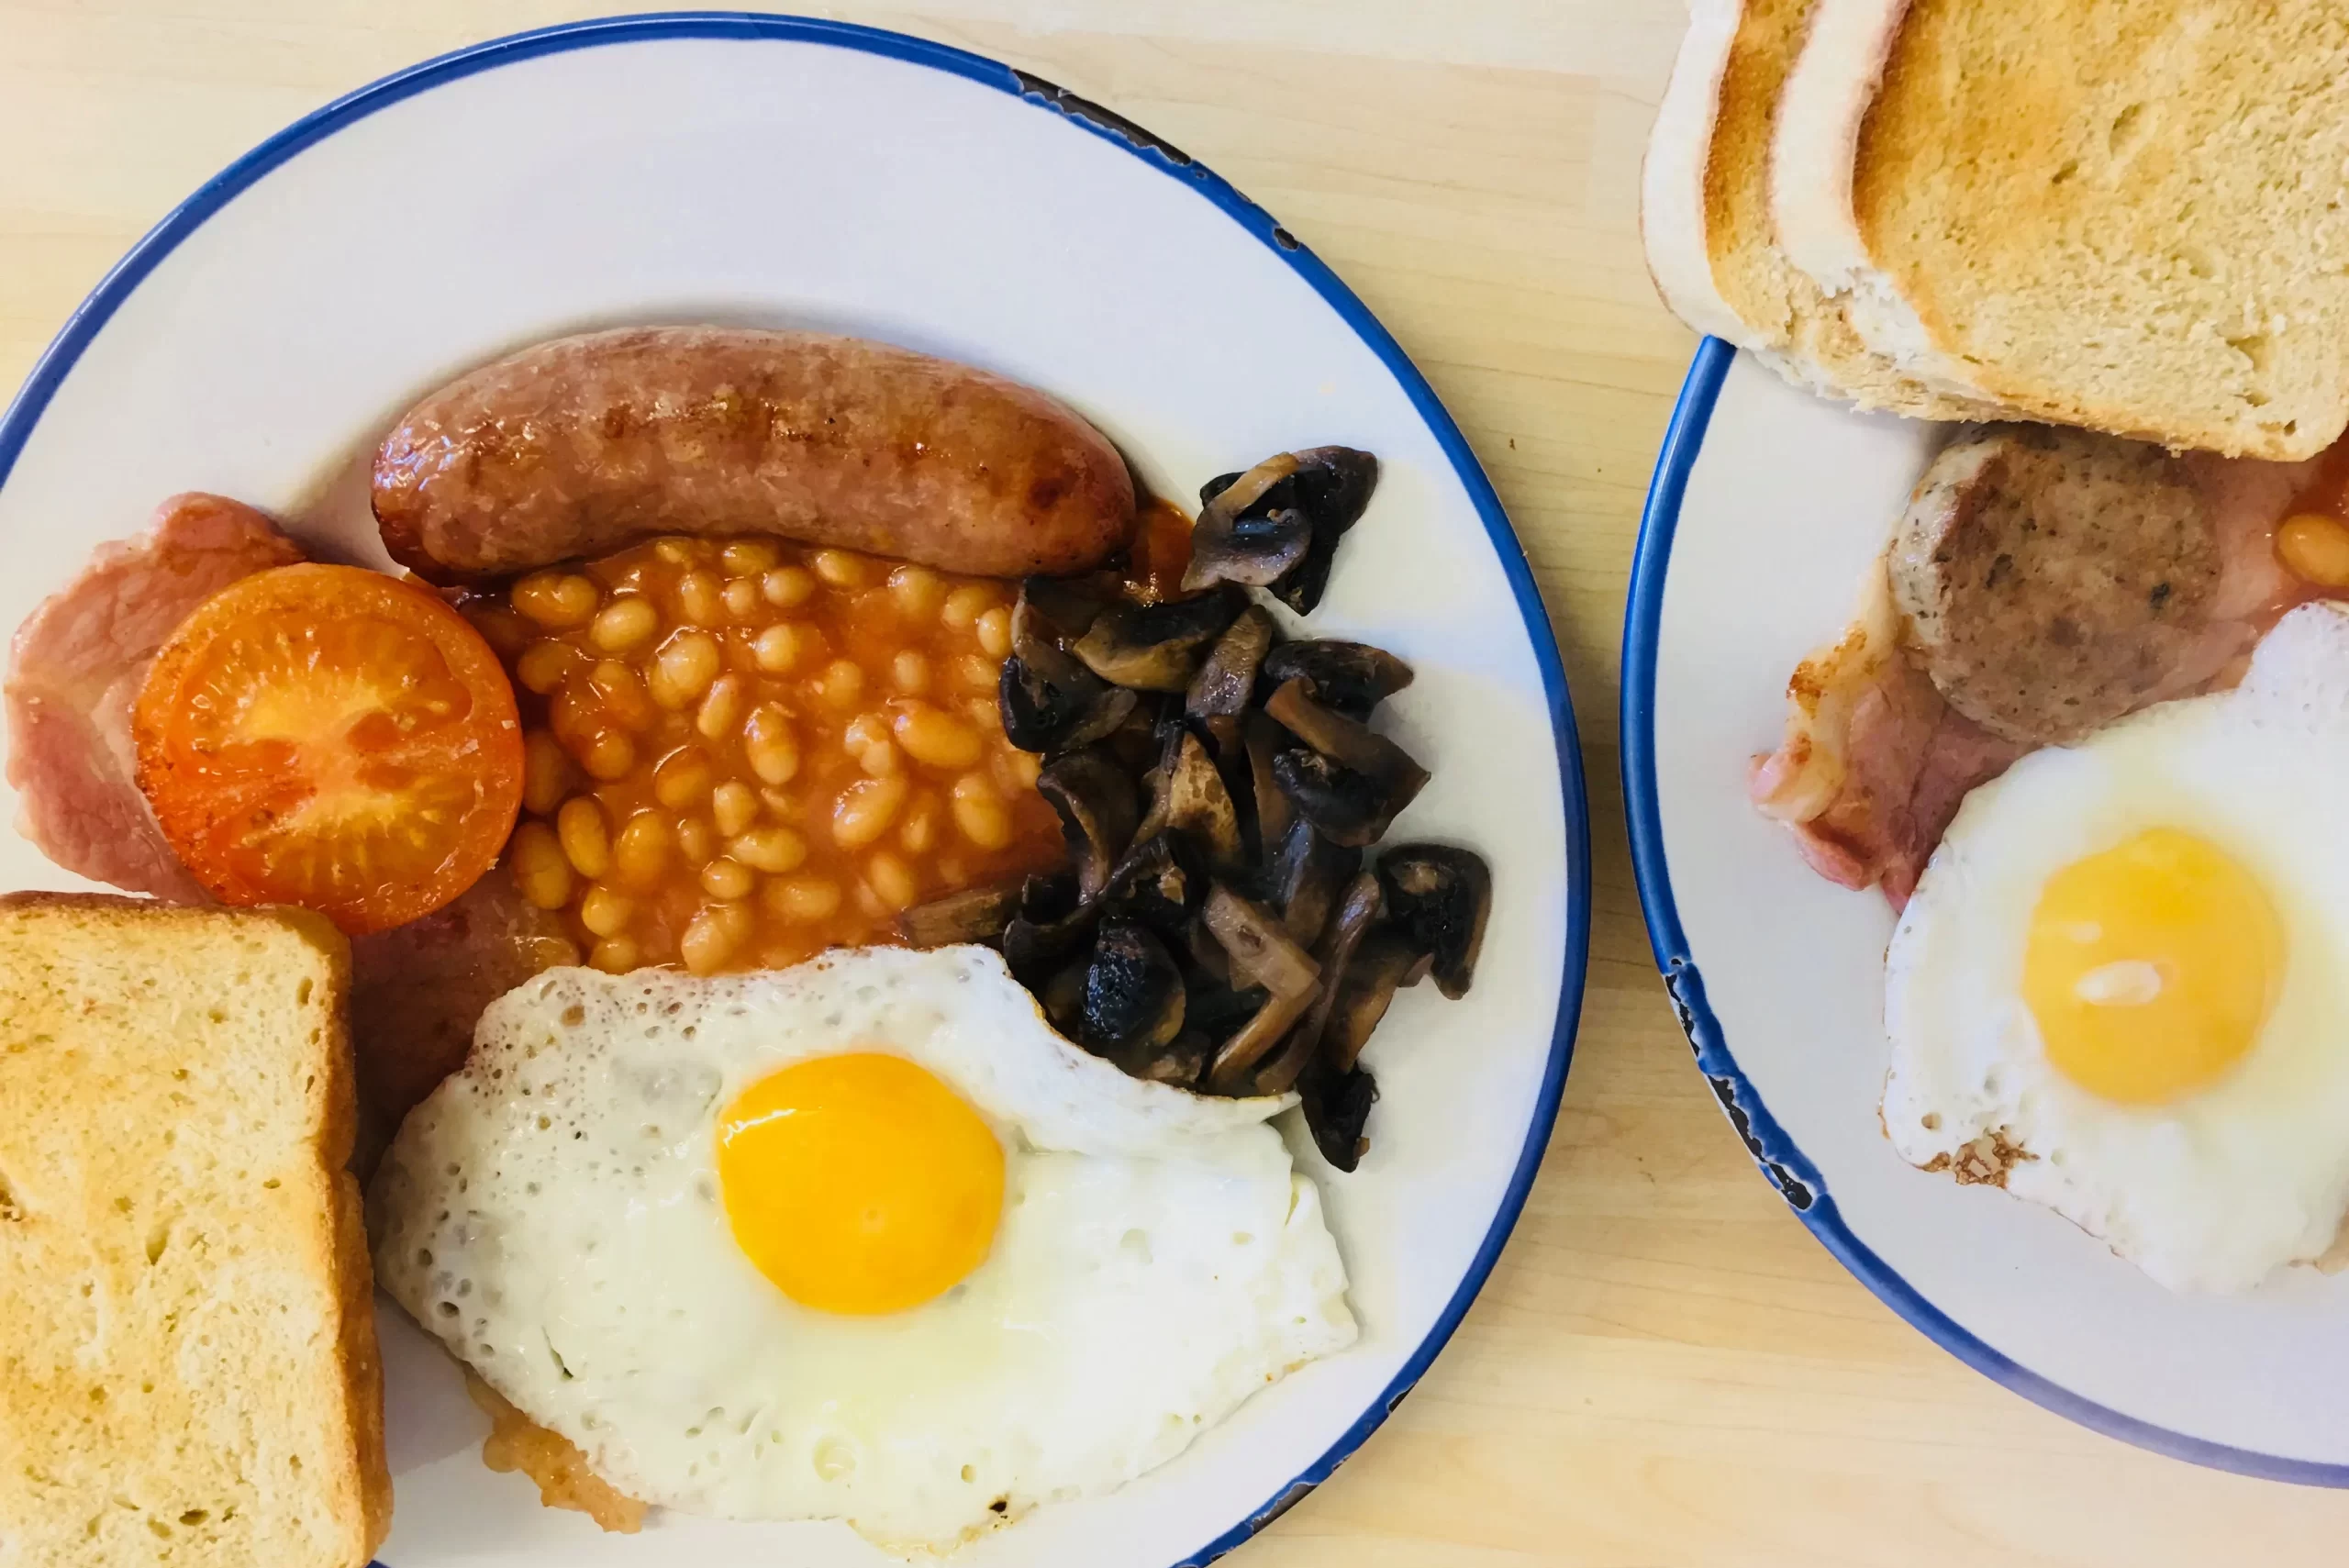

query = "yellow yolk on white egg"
[371, 950, 1358, 1550]
[718, 1051, 1005, 1315]
[2021, 828, 2286, 1105]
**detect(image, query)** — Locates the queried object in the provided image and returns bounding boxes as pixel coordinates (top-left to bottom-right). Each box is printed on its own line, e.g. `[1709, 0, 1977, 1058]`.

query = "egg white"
[1884, 602, 2349, 1294]
[368, 945, 1357, 1551]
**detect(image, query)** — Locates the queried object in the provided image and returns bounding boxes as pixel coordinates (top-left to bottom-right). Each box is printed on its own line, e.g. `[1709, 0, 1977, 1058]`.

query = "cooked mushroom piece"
[1186, 976, 1272, 1041]
[1079, 920, 1186, 1055]
[1001, 905, 1099, 988]
[1189, 449, 1379, 615]
[1036, 749, 1140, 899]
[1135, 1033, 1210, 1088]
[1268, 816, 1360, 949]
[1204, 984, 1318, 1095]
[895, 883, 1023, 948]
[1264, 678, 1431, 805]
[1244, 711, 1293, 847]
[1098, 831, 1200, 938]
[1270, 747, 1405, 849]
[1018, 575, 1108, 641]
[1201, 884, 1320, 1001]
[1268, 447, 1379, 615]
[1298, 1062, 1376, 1172]
[1252, 871, 1381, 1095]
[1322, 929, 1425, 1073]
[1260, 640, 1414, 720]
[1040, 961, 1089, 1036]
[1182, 505, 1314, 592]
[1152, 729, 1244, 873]
[1186, 605, 1279, 718]
[1375, 843, 1492, 999]
[1070, 584, 1249, 691]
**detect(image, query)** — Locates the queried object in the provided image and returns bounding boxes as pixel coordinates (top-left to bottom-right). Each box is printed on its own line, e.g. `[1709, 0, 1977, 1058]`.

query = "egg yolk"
[2021, 828, 2285, 1105]
[716, 1052, 1005, 1315]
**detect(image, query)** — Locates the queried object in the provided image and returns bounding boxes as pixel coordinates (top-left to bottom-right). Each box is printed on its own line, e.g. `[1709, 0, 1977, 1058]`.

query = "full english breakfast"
[0, 326, 1488, 1552]
[1646, 0, 2349, 1294]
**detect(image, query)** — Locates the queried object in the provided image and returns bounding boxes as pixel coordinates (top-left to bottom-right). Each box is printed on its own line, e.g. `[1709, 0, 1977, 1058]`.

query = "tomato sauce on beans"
[462, 536, 1065, 975]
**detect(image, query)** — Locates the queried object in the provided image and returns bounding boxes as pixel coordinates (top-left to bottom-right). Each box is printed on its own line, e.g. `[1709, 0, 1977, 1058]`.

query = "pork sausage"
[1889, 425, 2228, 746]
[373, 327, 1137, 583]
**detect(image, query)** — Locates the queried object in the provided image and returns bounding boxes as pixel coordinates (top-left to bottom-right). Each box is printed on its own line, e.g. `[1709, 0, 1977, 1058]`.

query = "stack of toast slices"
[0, 896, 391, 1568]
[1643, 0, 2349, 461]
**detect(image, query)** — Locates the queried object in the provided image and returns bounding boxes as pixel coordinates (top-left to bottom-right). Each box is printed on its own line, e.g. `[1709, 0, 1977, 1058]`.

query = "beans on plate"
[464, 536, 1064, 976]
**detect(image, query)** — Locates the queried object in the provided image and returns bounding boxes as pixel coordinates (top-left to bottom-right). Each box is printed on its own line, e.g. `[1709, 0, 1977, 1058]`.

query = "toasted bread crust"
[0, 895, 390, 1568]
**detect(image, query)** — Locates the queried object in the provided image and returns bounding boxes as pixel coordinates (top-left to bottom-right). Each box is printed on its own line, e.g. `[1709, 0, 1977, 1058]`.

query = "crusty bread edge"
[1641, 0, 1753, 344]
[1771, 0, 1909, 292]
[0, 892, 394, 1565]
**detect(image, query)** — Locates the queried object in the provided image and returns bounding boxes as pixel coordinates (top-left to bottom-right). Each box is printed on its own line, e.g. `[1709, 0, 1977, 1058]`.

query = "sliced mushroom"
[1186, 976, 1272, 1041]
[1264, 677, 1431, 805]
[1070, 584, 1249, 691]
[1244, 710, 1292, 847]
[1019, 871, 1081, 922]
[1098, 831, 1200, 939]
[1269, 447, 1380, 615]
[1201, 883, 1320, 1001]
[1323, 930, 1424, 1073]
[1186, 605, 1279, 717]
[1079, 921, 1186, 1055]
[895, 883, 1023, 949]
[1190, 449, 1377, 616]
[1040, 960, 1089, 1036]
[998, 655, 1092, 753]
[1018, 575, 1108, 641]
[1001, 903, 1098, 988]
[1271, 748, 1409, 849]
[1182, 505, 1314, 592]
[1135, 1033, 1210, 1088]
[1197, 452, 1300, 520]
[1260, 641, 1414, 720]
[1036, 749, 1139, 899]
[1185, 915, 1233, 986]
[1375, 843, 1491, 999]
[1204, 984, 1318, 1095]
[1153, 728, 1244, 872]
[1298, 1062, 1376, 1172]
[1252, 871, 1382, 1095]
[1268, 817, 1361, 949]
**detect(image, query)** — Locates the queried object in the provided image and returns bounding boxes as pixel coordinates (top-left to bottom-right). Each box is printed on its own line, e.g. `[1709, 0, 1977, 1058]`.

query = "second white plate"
[1625, 339, 2349, 1482]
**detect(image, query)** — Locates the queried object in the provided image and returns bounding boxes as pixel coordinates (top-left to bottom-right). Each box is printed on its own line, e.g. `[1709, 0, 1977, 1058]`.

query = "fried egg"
[369, 945, 1355, 1551]
[1884, 601, 2349, 1294]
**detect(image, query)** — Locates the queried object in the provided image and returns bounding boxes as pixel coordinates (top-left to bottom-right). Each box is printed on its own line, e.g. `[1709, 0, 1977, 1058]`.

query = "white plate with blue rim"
[0, 13, 1590, 1566]
[1623, 337, 2349, 1482]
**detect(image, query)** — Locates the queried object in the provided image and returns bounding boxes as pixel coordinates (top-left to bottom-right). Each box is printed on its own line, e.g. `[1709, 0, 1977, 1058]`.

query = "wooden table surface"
[8, 2, 2349, 1562]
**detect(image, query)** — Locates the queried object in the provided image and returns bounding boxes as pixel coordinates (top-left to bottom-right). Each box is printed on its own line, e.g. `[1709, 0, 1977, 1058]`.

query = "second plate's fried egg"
[1885, 602, 2349, 1294]
[369, 945, 1355, 1552]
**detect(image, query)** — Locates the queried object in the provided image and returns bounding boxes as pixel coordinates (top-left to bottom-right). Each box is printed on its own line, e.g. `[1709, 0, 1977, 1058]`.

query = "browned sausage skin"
[373, 327, 1137, 584]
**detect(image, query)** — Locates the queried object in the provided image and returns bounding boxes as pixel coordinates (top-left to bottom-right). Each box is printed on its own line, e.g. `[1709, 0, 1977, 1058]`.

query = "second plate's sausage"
[373, 327, 1137, 583]
[1889, 425, 2230, 746]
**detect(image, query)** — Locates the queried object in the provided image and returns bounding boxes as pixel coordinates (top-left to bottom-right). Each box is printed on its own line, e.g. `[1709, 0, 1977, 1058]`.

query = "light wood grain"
[6, 3, 2349, 1562]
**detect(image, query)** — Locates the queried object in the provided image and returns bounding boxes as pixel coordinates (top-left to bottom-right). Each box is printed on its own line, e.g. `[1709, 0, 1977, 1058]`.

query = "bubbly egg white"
[369, 945, 1356, 1551]
[1885, 602, 2349, 1294]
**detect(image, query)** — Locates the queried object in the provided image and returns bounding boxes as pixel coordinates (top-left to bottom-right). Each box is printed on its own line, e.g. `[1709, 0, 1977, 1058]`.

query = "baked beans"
[470, 538, 1065, 976]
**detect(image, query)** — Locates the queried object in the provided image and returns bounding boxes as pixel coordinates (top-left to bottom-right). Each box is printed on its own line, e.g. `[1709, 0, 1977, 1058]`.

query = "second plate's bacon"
[1751, 566, 2023, 909]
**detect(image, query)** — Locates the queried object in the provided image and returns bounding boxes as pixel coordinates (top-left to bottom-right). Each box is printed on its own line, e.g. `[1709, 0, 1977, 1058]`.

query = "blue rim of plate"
[0, 13, 1593, 1562]
[1621, 335, 2349, 1487]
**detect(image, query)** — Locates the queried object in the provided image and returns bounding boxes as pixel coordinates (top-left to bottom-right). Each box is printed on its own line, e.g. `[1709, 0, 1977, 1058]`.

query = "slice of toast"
[1642, 0, 2003, 419]
[1776, 0, 2349, 460]
[0, 895, 391, 1568]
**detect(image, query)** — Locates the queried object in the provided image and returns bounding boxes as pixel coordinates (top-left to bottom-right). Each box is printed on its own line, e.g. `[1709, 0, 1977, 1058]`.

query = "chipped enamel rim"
[1620, 335, 2349, 1486]
[0, 13, 1594, 1561]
